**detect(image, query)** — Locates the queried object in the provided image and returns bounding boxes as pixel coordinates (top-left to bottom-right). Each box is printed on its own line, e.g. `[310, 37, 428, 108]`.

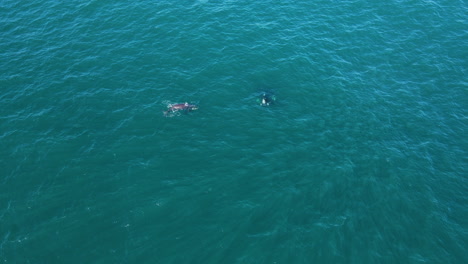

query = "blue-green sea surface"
[1, 0, 467, 263]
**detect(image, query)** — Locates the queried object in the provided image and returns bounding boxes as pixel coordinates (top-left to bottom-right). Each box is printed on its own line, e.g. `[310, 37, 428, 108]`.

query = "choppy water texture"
[1, 0, 467, 263]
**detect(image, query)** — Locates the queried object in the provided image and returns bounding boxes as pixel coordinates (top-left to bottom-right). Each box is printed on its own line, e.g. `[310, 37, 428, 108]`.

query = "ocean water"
[1, 0, 467, 263]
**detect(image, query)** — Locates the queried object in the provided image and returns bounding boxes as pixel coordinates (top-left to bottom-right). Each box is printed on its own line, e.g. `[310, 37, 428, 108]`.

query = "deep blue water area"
[1, 0, 467, 263]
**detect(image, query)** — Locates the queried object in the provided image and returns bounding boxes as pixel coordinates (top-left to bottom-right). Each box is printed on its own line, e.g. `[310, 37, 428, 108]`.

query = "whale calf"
[259, 93, 275, 106]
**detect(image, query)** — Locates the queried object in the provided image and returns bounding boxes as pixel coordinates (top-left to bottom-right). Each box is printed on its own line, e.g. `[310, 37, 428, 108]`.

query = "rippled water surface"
[1, 0, 467, 263]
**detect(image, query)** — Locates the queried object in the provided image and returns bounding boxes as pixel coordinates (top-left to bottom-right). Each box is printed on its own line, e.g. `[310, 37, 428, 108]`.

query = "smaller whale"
[259, 93, 275, 106]
[164, 102, 198, 116]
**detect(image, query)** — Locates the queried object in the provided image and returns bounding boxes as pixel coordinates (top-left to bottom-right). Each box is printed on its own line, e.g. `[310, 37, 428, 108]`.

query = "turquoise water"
[1, 0, 467, 263]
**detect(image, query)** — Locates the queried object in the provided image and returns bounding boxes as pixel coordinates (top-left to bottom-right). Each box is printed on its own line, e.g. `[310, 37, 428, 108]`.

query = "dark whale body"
[259, 93, 275, 106]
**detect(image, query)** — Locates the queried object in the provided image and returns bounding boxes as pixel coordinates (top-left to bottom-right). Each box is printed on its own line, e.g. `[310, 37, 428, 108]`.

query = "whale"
[259, 93, 275, 106]
[164, 102, 198, 116]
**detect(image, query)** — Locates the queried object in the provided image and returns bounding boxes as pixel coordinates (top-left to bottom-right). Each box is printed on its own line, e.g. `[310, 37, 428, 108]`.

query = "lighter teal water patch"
[1, 0, 467, 263]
